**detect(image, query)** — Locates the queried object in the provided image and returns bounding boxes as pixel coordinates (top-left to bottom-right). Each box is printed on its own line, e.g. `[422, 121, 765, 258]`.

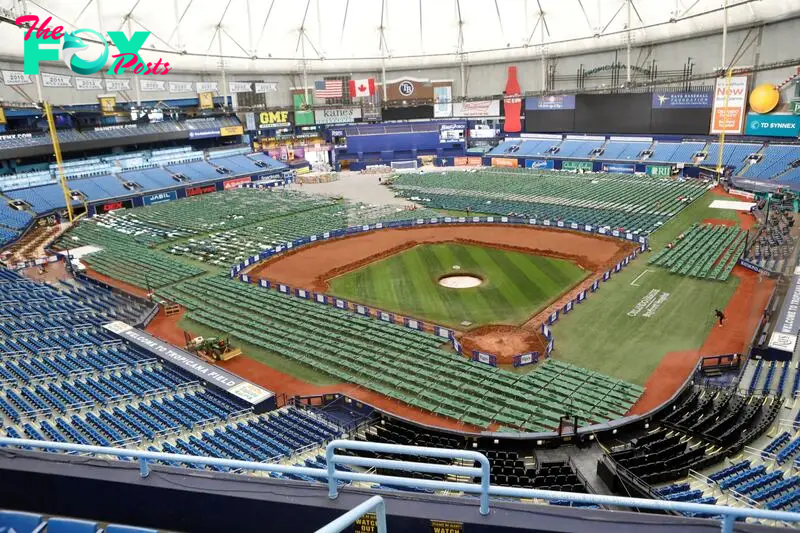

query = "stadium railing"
[2, 437, 800, 532]
[316, 496, 387, 533]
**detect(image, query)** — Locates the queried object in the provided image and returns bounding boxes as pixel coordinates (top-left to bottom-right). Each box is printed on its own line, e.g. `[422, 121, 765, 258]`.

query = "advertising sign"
[102, 321, 273, 405]
[562, 160, 593, 171]
[452, 100, 500, 117]
[710, 75, 749, 134]
[96, 198, 133, 213]
[602, 163, 635, 174]
[188, 130, 219, 139]
[744, 114, 800, 138]
[142, 191, 177, 206]
[186, 184, 216, 197]
[491, 157, 519, 168]
[223, 176, 252, 190]
[314, 107, 361, 125]
[525, 95, 576, 110]
[525, 158, 554, 169]
[219, 125, 244, 136]
[259, 110, 292, 128]
[646, 164, 673, 177]
[439, 123, 465, 143]
[651, 91, 713, 108]
[453, 156, 482, 167]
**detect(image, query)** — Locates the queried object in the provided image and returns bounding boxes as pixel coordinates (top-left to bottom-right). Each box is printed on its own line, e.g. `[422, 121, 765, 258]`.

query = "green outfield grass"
[328, 243, 588, 328]
[550, 191, 744, 385]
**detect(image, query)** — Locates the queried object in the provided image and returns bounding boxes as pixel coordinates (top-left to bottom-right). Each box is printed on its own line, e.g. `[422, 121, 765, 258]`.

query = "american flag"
[314, 79, 343, 98]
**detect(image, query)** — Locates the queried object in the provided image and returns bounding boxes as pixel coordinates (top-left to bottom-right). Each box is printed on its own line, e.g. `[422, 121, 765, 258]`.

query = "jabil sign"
[16, 15, 171, 76]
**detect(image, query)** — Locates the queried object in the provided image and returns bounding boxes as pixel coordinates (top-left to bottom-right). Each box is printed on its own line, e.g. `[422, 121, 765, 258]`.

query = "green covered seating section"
[649, 223, 746, 281]
[389, 169, 708, 234]
[157, 276, 643, 432]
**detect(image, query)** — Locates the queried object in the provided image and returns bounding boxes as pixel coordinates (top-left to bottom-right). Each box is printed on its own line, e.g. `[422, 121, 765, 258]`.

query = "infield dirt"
[246, 224, 638, 361]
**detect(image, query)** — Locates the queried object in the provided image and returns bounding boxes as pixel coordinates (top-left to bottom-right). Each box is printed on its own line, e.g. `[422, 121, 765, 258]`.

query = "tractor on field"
[184, 332, 241, 362]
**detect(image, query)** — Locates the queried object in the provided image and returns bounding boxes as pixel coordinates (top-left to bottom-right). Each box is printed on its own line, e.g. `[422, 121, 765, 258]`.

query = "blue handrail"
[315, 496, 386, 533]
[2, 437, 800, 533]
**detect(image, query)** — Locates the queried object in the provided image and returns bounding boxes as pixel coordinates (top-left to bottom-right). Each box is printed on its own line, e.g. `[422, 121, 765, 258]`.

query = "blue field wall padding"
[471, 350, 498, 367]
[513, 351, 540, 367]
[377, 310, 395, 324]
[404, 318, 424, 331]
[227, 217, 649, 367]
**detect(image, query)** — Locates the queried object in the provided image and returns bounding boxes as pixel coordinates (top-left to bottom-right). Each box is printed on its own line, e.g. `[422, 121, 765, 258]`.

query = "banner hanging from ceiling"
[710, 75, 749, 134]
[169, 81, 194, 93]
[433, 85, 453, 118]
[76, 77, 103, 91]
[41, 72, 72, 88]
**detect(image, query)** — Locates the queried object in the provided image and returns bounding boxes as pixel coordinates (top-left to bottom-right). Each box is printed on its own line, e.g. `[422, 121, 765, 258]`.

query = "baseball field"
[327, 242, 588, 328]
[551, 190, 759, 386]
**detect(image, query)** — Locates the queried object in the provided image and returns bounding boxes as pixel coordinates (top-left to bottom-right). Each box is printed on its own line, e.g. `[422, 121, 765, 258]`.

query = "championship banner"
[140, 79, 166, 92]
[229, 81, 252, 93]
[41, 72, 72, 88]
[98, 95, 116, 115]
[0, 108, 5, 125]
[710, 75, 749, 134]
[196, 81, 219, 93]
[198, 91, 214, 110]
[169, 81, 194, 93]
[76, 77, 103, 91]
[255, 82, 279, 93]
[2, 70, 31, 86]
[105, 79, 130, 92]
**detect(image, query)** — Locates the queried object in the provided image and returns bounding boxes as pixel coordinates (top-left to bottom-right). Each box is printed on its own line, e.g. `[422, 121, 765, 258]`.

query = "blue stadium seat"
[105, 525, 158, 533]
[0, 510, 44, 533]
[45, 517, 97, 532]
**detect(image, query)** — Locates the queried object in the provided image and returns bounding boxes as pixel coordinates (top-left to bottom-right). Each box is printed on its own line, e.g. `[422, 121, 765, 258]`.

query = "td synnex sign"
[744, 114, 800, 138]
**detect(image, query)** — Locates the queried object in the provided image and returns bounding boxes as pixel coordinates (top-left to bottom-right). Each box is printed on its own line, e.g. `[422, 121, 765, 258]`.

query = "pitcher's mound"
[460, 325, 548, 365]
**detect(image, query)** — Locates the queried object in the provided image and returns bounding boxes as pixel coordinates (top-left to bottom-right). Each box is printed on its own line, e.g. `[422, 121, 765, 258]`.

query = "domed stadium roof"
[1, 0, 797, 73]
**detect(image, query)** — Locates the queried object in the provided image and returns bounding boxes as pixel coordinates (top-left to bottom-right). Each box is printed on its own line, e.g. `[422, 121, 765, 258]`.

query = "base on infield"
[438, 274, 483, 289]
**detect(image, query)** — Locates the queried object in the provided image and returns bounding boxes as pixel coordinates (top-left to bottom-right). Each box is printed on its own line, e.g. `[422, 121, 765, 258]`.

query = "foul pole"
[43, 101, 73, 223]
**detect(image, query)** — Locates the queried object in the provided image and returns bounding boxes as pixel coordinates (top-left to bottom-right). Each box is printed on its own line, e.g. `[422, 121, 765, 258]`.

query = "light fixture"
[612, 429, 618, 435]
[644, 423, 650, 429]
[589, 435, 595, 441]
[493, 439, 499, 444]
[536, 440, 543, 446]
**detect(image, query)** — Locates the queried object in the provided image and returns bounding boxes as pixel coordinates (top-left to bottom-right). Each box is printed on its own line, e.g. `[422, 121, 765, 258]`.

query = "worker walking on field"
[715, 309, 726, 327]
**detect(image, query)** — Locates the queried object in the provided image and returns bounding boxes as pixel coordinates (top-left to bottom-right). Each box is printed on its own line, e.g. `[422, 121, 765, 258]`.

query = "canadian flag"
[349, 78, 375, 97]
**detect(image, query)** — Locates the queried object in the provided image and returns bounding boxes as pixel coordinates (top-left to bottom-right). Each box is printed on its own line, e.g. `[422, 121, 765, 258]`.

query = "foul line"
[630, 269, 652, 287]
